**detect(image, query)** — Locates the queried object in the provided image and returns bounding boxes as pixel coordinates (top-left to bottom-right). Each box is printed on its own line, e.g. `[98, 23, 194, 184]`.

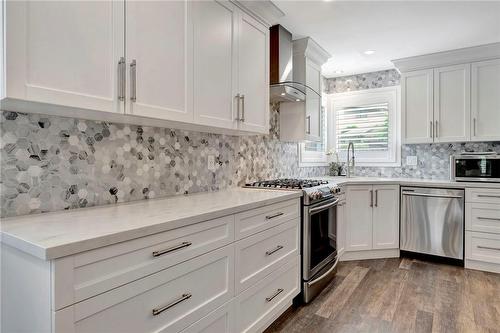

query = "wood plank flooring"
[265, 258, 500, 333]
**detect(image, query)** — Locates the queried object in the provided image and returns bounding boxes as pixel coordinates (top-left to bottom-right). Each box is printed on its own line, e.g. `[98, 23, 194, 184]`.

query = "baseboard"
[465, 259, 500, 274]
[340, 248, 399, 261]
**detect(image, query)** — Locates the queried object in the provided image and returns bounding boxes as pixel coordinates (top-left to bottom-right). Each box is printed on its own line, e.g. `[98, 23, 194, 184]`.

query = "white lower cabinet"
[2, 198, 300, 333]
[344, 184, 399, 260]
[465, 188, 500, 274]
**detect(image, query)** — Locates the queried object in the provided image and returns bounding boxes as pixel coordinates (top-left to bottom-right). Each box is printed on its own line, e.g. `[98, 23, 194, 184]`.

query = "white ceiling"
[272, 1, 500, 78]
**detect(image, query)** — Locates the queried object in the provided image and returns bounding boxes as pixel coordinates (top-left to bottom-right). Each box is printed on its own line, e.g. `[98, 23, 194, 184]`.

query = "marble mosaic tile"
[0, 104, 327, 217]
[324, 69, 400, 94]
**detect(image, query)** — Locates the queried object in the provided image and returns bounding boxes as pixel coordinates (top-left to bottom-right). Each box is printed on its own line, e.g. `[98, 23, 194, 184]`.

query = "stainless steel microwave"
[451, 153, 500, 182]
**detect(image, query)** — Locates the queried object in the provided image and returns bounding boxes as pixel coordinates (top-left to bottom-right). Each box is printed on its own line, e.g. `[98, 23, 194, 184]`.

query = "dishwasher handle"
[402, 191, 463, 199]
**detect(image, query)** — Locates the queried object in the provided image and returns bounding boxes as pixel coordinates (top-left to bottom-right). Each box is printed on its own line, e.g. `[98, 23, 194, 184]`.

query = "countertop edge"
[1, 190, 302, 260]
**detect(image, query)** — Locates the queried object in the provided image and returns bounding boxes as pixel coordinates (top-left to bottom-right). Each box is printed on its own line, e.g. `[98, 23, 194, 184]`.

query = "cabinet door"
[401, 69, 434, 144]
[372, 185, 399, 249]
[305, 60, 322, 141]
[471, 59, 500, 141]
[336, 200, 346, 257]
[193, 0, 237, 129]
[5, 1, 124, 113]
[345, 186, 373, 251]
[237, 11, 269, 134]
[126, 0, 193, 122]
[434, 64, 471, 143]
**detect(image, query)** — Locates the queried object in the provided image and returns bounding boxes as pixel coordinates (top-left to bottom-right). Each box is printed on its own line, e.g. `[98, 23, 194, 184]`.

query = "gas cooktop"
[244, 178, 340, 205]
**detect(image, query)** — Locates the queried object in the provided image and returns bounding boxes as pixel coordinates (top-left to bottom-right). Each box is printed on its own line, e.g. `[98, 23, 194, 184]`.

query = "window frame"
[327, 86, 401, 167]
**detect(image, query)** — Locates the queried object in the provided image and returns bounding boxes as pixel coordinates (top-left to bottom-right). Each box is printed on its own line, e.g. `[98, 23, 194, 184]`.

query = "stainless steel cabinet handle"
[435, 120, 439, 138]
[240, 94, 245, 122]
[477, 245, 500, 251]
[370, 190, 373, 207]
[152, 241, 192, 257]
[473, 118, 477, 136]
[374, 190, 378, 207]
[477, 217, 500, 221]
[130, 59, 137, 102]
[306, 116, 311, 134]
[402, 192, 463, 199]
[152, 293, 191, 316]
[235, 94, 241, 121]
[265, 245, 284, 256]
[430, 121, 433, 138]
[118, 57, 125, 101]
[265, 288, 284, 302]
[478, 195, 500, 198]
[265, 212, 284, 220]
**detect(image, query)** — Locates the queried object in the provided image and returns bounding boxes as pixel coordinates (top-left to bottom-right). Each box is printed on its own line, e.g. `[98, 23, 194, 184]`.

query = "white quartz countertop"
[0, 188, 302, 260]
[316, 176, 500, 189]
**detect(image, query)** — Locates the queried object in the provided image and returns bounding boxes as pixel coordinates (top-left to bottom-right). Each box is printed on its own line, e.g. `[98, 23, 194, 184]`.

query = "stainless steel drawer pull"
[402, 192, 463, 199]
[152, 241, 192, 257]
[265, 245, 284, 256]
[477, 217, 500, 221]
[477, 245, 500, 251]
[477, 195, 500, 198]
[265, 288, 284, 302]
[152, 293, 191, 316]
[266, 212, 284, 220]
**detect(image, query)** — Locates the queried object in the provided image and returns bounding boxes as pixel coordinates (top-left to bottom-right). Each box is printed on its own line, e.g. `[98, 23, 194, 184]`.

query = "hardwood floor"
[265, 258, 500, 333]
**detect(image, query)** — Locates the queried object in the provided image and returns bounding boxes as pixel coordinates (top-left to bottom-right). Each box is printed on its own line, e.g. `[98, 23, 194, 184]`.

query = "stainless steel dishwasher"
[400, 187, 464, 260]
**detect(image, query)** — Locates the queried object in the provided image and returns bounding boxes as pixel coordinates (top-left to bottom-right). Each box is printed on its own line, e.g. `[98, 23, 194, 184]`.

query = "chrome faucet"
[346, 141, 355, 178]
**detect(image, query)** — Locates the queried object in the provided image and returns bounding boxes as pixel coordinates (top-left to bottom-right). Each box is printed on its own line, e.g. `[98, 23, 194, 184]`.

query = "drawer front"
[180, 300, 235, 333]
[466, 188, 500, 204]
[235, 257, 300, 333]
[54, 246, 234, 333]
[466, 231, 500, 264]
[466, 203, 500, 233]
[235, 199, 300, 240]
[235, 219, 299, 293]
[53, 215, 234, 310]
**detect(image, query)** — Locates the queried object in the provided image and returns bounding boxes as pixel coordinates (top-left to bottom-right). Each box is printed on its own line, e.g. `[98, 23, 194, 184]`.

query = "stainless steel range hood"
[269, 25, 306, 103]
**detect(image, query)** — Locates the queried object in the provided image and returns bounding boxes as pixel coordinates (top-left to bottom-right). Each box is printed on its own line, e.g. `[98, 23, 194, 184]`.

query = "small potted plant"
[326, 149, 343, 176]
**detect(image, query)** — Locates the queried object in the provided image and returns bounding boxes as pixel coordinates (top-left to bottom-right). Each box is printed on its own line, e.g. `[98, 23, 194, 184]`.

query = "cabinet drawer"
[180, 300, 235, 333]
[53, 216, 234, 310]
[235, 257, 300, 333]
[466, 188, 500, 204]
[235, 219, 299, 293]
[466, 203, 500, 233]
[466, 231, 500, 265]
[235, 199, 300, 239]
[54, 246, 234, 333]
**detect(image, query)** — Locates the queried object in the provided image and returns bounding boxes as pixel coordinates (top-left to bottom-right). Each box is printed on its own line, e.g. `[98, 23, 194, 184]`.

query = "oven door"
[303, 197, 339, 281]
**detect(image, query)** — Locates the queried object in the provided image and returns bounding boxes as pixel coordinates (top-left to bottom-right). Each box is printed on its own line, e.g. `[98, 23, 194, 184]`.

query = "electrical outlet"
[406, 155, 417, 166]
[207, 155, 216, 171]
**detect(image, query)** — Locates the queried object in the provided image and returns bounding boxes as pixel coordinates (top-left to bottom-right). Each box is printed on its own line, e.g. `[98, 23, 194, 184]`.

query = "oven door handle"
[308, 257, 339, 286]
[309, 198, 340, 214]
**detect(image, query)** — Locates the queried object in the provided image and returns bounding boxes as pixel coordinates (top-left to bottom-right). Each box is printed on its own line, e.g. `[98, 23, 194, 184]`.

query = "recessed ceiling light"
[335, 70, 344, 74]
[280, 93, 285, 96]
[295, 99, 301, 102]
[364, 50, 375, 55]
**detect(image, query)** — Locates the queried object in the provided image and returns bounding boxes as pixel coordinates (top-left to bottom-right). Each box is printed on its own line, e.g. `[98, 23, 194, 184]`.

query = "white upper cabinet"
[433, 64, 471, 143]
[305, 61, 322, 141]
[192, 0, 237, 129]
[471, 59, 500, 141]
[5, 1, 124, 113]
[125, 0, 193, 122]
[401, 69, 434, 144]
[237, 12, 269, 134]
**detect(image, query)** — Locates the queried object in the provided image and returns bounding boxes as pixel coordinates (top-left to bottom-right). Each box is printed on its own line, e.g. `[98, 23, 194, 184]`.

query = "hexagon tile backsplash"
[0, 106, 327, 217]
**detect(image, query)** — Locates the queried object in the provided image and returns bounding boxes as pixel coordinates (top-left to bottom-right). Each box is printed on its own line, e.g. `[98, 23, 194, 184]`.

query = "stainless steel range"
[245, 179, 341, 303]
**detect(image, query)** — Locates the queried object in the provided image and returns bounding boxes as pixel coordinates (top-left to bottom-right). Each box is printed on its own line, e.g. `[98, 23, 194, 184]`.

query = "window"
[328, 86, 400, 166]
[298, 106, 328, 167]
